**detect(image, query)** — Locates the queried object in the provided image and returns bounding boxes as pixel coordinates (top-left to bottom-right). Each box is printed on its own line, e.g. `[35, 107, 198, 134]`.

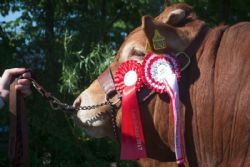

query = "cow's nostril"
[73, 96, 81, 108]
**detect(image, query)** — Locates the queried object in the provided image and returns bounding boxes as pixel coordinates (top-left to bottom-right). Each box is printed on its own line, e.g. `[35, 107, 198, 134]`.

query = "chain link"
[27, 78, 110, 112]
[77, 101, 109, 111]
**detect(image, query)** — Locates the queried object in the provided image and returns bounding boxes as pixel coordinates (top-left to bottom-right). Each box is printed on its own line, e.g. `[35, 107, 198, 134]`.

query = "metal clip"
[175, 52, 191, 71]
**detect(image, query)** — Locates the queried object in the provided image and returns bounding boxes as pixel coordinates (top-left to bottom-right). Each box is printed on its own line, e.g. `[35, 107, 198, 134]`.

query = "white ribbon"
[143, 53, 184, 164]
[164, 78, 184, 164]
[157, 59, 184, 164]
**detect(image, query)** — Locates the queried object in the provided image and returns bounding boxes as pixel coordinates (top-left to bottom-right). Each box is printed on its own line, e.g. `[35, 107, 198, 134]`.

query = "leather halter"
[98, 68, 121, 101]
[9, 79, 29, 167]
[98, 68, 155, 142]
[98, 68, 155, 104]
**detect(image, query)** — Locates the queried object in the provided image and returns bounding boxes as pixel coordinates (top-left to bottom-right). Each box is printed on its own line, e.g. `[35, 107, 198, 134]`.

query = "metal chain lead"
[26, 76, 121, 142]
[107, 100, 120, 143]
[28, 78, 110, 112]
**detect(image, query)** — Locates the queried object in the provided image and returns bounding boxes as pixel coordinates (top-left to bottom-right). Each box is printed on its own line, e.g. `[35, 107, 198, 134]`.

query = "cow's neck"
[139, 25, 229, 165]
[140, 94, 177, 162]
[184, 24, 210, 58]
[178, 24, 229, 166]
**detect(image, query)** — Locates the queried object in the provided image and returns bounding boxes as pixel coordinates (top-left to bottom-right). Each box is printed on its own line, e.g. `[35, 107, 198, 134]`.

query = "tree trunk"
[220, 0, 231, 22]
[44, 0, 60, 88]
[100, 0, 106, 42]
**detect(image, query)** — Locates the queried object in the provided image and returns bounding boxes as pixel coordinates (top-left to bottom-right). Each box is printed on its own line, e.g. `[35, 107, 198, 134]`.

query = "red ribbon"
[114, 60, 146, 160]
[120, 85, 146, 160]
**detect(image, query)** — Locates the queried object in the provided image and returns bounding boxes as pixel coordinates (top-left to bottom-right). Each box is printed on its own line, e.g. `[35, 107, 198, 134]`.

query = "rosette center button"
[157, 64, 172, 81]
[124, 70, 138, 86]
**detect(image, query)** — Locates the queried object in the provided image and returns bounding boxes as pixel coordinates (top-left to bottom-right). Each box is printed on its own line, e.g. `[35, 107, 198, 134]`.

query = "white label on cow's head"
[124, 70, 137, 86]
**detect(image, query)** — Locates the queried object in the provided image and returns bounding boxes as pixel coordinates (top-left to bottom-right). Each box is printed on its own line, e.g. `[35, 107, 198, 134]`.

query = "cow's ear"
[163, 9, 186, 25]
[141, 15, 178, 53]
[141, 16, 157, 52]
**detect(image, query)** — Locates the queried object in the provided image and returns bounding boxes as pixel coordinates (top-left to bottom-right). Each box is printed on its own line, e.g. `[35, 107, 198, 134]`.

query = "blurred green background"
[0, 0, 249, 166]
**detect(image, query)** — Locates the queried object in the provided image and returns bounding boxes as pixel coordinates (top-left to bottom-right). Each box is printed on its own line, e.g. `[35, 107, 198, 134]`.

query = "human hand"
[0, 68, 32, 102]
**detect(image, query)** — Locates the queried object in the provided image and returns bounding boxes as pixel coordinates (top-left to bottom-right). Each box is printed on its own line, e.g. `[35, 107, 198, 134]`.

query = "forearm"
[0, 95, 5, 109]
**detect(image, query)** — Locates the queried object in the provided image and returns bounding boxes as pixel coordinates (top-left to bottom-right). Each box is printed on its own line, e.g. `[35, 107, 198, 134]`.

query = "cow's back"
[135, 23, 250, 167]
[213, 22, 250, 167]
[188, 22, 250, 167]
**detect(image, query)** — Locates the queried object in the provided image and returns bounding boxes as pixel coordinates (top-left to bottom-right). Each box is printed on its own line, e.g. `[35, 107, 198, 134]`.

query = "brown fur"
[74, 3, 250, 167]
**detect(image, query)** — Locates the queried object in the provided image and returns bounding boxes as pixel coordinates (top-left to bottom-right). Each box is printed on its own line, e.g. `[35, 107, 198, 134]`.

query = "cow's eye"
[130, 49, 145, 57]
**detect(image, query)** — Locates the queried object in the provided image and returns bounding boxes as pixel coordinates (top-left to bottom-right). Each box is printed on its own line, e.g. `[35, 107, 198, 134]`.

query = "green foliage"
[0, 0, 249, 166]
[60, 32, 115, 95]
[181, 0, 250, 26]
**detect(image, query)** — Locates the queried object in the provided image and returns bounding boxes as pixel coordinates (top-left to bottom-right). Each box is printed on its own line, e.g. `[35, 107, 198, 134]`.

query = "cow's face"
[73, 3, 205, 139]
[73, 29, 147, 139]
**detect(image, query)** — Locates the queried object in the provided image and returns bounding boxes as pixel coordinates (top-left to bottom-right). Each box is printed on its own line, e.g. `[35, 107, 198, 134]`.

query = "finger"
[2, 68, 26, 76]
[15, 85, 32, 96]
[22, 72, 31, 78]
[0, 68, 26, 89]
[17, 79, 30, 86]
[15, 84, 29, 91]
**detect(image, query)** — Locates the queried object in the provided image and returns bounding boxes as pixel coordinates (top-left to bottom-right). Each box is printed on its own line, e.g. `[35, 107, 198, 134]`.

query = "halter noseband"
[97, 67, 155, 141]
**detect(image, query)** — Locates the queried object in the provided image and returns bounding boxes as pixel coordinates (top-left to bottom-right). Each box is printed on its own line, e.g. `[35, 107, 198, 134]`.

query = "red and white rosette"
[142, 52, 185, 164]
[114, 60, 146, 160]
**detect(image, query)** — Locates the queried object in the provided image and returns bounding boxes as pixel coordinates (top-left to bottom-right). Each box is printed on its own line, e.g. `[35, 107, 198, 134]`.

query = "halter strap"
[9, 79, 29, 167]
[98, 68, 120, 99]
[98, 68, 155, 103]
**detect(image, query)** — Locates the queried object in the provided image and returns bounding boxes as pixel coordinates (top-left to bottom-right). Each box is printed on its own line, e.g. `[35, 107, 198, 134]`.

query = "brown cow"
[73, 3, 250, 167]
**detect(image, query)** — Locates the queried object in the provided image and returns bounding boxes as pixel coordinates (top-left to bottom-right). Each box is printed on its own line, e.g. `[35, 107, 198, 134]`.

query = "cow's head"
[73, 3, 206, 160]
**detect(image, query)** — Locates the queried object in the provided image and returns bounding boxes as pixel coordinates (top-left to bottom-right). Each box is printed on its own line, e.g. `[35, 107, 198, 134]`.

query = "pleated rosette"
[114, 60, 143, 94]
[142, 52, 180, 93]
[114, 60, 146, 160]
[142, 52, 185, 164]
